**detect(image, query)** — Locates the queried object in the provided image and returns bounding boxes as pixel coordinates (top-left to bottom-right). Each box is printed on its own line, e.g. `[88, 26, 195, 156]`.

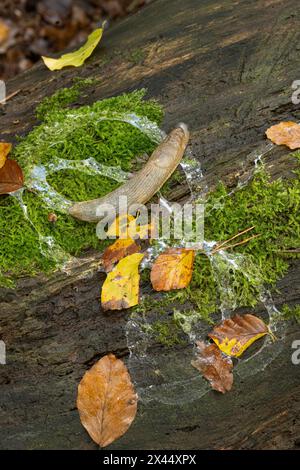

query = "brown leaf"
[208, 314, 269, 357]
[77, 353, 137, 448]
[150, 248, 195, 291]
[191, 341, 233, 393]
[0, 159, 24, 195]
[102, 238, 140, 272]
[266, 121, 300, 149]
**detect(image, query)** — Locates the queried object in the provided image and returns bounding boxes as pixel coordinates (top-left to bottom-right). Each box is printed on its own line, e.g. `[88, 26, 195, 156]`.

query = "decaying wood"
[0, 0, 300, 450]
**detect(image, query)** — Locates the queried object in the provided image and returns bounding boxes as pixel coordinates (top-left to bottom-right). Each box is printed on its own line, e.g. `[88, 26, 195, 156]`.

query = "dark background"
[0, 0, 152, 80]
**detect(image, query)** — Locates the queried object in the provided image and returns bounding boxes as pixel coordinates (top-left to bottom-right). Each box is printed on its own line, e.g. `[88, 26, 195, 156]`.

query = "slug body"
[68, 123, 190, 222]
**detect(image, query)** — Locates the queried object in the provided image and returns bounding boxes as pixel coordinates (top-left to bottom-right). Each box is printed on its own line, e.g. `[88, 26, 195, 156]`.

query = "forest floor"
[0, 0, 153, 80]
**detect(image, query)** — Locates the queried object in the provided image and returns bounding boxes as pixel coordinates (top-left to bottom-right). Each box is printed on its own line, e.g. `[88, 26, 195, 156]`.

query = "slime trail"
[7, 109, 288, 403]
[125, 142, 287, 405]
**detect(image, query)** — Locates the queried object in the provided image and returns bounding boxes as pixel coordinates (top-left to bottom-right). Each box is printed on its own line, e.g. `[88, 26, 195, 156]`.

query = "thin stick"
[213, 226, 255, 252]
[278, 248, 300, 253]
[0, 89, 21, 105]
[213, 234, 260, 253]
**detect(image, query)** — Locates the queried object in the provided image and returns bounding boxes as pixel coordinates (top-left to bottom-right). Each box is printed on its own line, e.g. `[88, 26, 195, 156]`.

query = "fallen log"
[0, 0, 299, 450]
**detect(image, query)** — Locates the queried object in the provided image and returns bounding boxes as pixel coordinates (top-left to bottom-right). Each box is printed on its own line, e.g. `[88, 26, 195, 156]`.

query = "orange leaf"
[191, 341, 233, 394]
[208, 314, 269, 357]
[0, 20, 9, 45]
[0, 142, 12, 169]
[150, 248, 195, 291]
[266, 121, 300, 149]
[0, 159, 24, 194]
[77, 354, 137, 447]
[102, 238, 141, 272]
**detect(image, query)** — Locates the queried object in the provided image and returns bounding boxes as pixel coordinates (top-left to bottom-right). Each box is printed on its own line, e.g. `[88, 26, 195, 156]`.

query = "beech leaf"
[42, 27, 103, 71]
[0, 159, 24, 195]
[128, 217, 155, 240]
[102, 238, 141, 273]
[0, 142, 12, 169]
[101, 253, 144, 310]
[191, 341, 233, 394]
[77, 354, 137, 447]
[106, 214, 135, 239]
[266, 121, 300, 149]
[150, 248, 195, 291]
[107, 214, 153, 240]
[208, 313, 269, 357]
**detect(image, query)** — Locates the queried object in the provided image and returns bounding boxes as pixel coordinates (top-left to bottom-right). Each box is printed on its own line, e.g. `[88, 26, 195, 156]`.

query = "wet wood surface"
[0, 0, 300, 449]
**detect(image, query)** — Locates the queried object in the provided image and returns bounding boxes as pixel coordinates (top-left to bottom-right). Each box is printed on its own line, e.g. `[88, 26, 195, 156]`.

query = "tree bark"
[0, 0, 300, 450]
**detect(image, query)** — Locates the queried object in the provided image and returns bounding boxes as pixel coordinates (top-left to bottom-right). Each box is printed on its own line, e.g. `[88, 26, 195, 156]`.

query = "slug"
[68, 123, 190, 222]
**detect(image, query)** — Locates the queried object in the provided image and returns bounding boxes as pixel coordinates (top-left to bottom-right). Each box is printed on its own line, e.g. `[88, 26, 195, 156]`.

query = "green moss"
[281, 304, 300, 323]
[183, 164, 298, 317]
[35, 78, 97, 120]
[147, 319, 186, 347]
[1, 79, 299, 344]
[0, 85, 163, 285]
[138, 158, 300, 331]
[127, 48, 146, 65]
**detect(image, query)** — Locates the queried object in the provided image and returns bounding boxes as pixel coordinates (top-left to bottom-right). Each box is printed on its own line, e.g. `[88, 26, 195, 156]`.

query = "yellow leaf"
[42, 28, 103, 71]
[0, 142, 12, 169]
[107, 214, 135, 239]
[128, 217, 155, 240]
[150, 248, 195, 291]
[208, 314, 270, 357]
[101, 253, 144, 310]
[107, 214, 154, 240]
[101, 238, 140, 272]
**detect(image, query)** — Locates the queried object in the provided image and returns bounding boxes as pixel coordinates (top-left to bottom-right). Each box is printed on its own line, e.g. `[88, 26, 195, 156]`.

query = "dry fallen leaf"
[191, 341, 233, 394]
[102, 238, 141, 272]
[128, 217, 155, 240]
[77, 353, 137, 447]
[42, 27, 103, 70]
[208, 314, 269, 357]
[0, 142, 12, 169]
[0, 159, 24, 194]
[266, 121, 300, 149]
[107, 214, 153, 240]
[106, 214, 136, 239]
[101, 253, 144, 310]
[150, 248, 195, 291]
[0, 20, 9, 45]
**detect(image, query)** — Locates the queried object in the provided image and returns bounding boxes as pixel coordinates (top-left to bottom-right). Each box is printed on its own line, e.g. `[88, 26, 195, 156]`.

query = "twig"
[213, 233, 260, 253]
[212, 226, 255, 253]
[0, 89, 21, 105]
[278, 248, 300, 253]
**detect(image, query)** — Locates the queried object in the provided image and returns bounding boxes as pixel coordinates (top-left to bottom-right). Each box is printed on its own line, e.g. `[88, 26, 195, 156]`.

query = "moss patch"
[0, 84, 163, 286]
[137, 157, 300, 331]
[281, 304, 300, 323]
[1, 79, 299, 341]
